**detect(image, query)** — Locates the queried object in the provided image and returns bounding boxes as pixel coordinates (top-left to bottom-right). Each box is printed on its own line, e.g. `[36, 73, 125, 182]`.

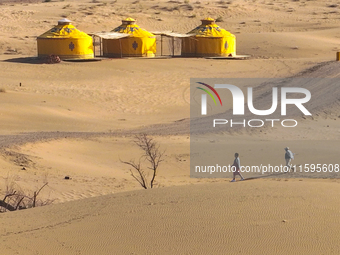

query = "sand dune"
[1, 180, 340, 254]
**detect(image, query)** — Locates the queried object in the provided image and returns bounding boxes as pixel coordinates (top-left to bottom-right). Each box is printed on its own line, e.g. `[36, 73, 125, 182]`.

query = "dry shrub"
[0, 177, 54, 213]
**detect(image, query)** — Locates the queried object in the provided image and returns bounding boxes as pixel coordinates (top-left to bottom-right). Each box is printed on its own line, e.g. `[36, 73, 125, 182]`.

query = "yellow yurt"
[102, 18, 156, 58]
[37, 19, 94, 60]
[181, 18, 236, 57]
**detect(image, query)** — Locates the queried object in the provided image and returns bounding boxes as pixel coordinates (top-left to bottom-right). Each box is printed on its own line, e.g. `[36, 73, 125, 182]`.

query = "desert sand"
[1, 180, 340, 255]
[0, 0, 339, 254]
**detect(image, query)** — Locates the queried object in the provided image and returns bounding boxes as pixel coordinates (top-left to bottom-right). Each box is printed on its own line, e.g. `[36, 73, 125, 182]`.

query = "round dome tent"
[37, 18, 94, 60]
[102, 18, 156, 58]
[181, 17, 236, 57]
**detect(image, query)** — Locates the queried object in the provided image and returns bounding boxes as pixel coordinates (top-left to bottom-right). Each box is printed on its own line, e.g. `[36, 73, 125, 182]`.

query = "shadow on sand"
[242, 171, 291, 181]
[3, 56, 105, 64]
[3, 57, 46, 65]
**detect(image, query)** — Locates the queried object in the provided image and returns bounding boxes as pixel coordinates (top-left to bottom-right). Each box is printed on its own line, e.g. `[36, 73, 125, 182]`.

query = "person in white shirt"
[231, 153, 244, 182]
[284, 147, 294, 172]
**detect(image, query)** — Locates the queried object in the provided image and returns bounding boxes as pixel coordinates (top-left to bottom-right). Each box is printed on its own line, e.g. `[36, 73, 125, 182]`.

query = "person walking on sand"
[231, 153, 244, 182]
[284, 147, 294, 172]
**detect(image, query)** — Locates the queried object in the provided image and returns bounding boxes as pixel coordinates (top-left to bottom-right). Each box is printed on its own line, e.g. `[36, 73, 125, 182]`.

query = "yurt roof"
[123, 17, 136, 22]
[37, 19, 91, 39]
[202, 17, 215, 21]
[111, 17, 155, 38]
[58, 18, 72, 25]
[187, 18, 235, 38]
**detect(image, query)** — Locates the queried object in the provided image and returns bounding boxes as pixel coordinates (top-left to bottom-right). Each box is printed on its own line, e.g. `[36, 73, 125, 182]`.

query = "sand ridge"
[1, 179, 340, 254]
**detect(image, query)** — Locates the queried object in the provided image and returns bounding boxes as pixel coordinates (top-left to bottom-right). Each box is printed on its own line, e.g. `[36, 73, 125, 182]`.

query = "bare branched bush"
[0, 177, 53, 213]
[121, 134, 165, 189]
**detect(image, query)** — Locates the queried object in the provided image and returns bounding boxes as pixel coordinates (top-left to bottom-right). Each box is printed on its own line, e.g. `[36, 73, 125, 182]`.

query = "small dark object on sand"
[45, 54, 61, 64]
[64, 176, 70, 180]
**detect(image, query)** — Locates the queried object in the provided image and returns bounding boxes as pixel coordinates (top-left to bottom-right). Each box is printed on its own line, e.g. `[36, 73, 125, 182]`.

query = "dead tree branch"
[0, 182, 50, 212]
[120, 159, 148, 189]
[121, 134, 165, 189]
